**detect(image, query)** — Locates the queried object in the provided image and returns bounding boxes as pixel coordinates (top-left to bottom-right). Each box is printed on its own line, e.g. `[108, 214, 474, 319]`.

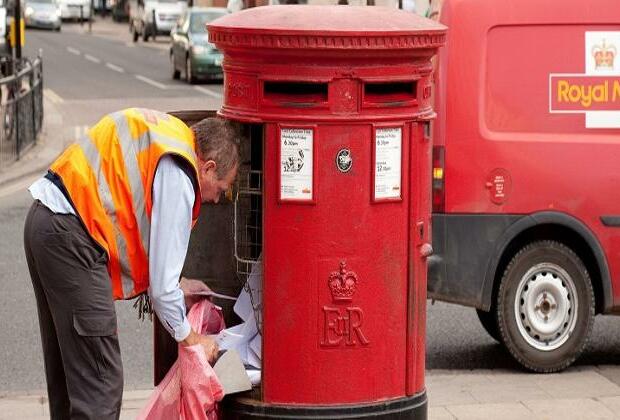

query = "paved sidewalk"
[427, 366, 620, 419]
[0, 96, 65, 189]
[0, 389, 149, 420]
[3, 367, 620, 419]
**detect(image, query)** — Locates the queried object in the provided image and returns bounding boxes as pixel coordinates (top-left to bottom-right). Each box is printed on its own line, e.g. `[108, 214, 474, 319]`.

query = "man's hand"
[179, 277, 213, 310]
[180, 329, 219, 364]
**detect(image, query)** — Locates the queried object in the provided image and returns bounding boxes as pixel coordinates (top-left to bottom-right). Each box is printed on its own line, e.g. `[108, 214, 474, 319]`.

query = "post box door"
[263, 121, 412, 405]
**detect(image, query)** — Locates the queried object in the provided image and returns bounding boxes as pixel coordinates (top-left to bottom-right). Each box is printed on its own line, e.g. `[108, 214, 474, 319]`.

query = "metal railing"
[0, 56, 44, 170]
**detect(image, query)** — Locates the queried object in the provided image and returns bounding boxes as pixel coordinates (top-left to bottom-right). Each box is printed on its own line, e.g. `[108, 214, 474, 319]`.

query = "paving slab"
[428, 406, 456, 420]
[597, 365, 620, 388]
[468, 382, 551, 404]
[445, 402, 533, 420]
[523, 397, 616, 420]
[0, 395, 47, 419]
[122, 396, 150, 410]
[427, 384, 478, 407]
[426, 370, 493, 387]
[533, 370, 620, 399]
[597, 395, 620, 417]
[485, 370, 551, 387]
[120, 407, 142, 420]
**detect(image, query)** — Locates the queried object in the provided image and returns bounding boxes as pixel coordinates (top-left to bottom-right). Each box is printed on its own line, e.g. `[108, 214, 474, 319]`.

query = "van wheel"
[476, 308, 500, 342]
[496, 240, 594, 373]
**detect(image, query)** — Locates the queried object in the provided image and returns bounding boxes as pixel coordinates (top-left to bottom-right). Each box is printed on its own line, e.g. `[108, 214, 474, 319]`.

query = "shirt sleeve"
[148, 155, 194, 342]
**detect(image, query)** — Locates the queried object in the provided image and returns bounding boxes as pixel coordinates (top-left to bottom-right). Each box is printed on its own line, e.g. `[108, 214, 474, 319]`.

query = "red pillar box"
[209, 6, 446, 419]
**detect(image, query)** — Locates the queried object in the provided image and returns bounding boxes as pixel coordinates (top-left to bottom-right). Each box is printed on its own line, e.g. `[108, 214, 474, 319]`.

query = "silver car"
[25, 0, 62, 30]
[57, 0, 90, 21]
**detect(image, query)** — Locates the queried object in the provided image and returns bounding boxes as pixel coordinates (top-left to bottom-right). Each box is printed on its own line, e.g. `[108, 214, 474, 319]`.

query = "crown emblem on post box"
[329, 261, 358, 302]
[592, 39, 617, 69]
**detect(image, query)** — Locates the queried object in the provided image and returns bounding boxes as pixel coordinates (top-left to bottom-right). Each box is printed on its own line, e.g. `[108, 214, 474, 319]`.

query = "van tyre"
[476, 308, 500, 342]
[497, 240, 594, 373]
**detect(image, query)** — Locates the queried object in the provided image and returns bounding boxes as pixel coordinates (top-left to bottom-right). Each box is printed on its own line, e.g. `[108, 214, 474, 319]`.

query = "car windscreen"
[190, 11, 227, 34]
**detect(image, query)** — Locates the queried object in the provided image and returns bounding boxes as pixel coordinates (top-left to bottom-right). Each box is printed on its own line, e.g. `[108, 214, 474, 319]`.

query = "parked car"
[25, 0, 61, 30]
[57, 0, 90, 21]
[129, 0, 184, 42]
[110, 0, 128, 21]
[170, 7, 226, 83]
[427, 0, 620, 373]
[91, 0, 110, 14]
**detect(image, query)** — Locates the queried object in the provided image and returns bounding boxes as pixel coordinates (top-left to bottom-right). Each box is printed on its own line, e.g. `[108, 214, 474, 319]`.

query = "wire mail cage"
[233, 164, 263, 333]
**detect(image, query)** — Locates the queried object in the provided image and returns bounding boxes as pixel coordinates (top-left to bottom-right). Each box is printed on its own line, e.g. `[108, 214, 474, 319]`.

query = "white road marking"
[125, 42, 136, 48]
[105, 62, 125, 73]
[135, 75, 168, 90]
[84, 54, 101, 64]
[43, 88, 64, 104]
[66, 47, 81, 55]
[193, 86, 223, 99]
[0, 173, 41, 199]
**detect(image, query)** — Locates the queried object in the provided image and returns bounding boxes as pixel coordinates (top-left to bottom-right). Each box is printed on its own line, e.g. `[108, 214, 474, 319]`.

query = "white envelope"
[213, 350, 252, 395]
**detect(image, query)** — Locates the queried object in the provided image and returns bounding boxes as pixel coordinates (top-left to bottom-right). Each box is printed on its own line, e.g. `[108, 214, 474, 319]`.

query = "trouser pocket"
[73, 309, 118, 380]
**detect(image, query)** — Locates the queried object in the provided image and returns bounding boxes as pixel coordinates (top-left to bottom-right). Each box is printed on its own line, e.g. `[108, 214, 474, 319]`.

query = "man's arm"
[148, 155, 217, 360]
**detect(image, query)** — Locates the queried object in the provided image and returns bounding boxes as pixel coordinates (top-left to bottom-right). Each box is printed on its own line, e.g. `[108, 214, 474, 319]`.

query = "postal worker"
[23, 108, 240, 419]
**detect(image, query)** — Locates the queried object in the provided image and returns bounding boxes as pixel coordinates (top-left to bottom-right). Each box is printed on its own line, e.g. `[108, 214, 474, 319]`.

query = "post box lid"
[208, 6, 446, 52]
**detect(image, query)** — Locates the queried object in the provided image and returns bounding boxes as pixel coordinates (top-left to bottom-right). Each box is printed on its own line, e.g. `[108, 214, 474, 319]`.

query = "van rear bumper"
[428, 213, 523, 310]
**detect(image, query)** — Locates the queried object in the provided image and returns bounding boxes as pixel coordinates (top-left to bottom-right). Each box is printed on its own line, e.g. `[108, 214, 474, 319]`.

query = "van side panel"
[428, 214, 523, 309]
[433, 0, 620, 310]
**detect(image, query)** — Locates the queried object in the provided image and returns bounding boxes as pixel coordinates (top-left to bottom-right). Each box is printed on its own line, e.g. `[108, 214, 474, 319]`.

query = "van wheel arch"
[483, 212, 610, 316]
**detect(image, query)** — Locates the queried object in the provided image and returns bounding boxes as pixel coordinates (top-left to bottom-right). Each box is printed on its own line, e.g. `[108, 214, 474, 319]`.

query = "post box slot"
[263, 81, 328, 107]
[363, 81, 417, 106]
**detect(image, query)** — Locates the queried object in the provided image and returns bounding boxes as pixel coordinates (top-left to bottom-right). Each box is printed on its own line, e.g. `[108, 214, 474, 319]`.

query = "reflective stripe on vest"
[50, 108, 201, 300]
[77, 134, 136, 297]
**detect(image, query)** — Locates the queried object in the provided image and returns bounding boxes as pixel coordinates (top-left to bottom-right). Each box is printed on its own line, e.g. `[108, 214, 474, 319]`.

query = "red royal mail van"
[428, 0, 620, 372]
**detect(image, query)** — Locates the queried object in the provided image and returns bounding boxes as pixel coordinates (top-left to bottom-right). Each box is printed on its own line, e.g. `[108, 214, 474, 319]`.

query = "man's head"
[191, 117, 241, 203]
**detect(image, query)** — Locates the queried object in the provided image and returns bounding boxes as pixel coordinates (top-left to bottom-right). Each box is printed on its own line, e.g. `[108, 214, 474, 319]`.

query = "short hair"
[191, 117, 241, 178]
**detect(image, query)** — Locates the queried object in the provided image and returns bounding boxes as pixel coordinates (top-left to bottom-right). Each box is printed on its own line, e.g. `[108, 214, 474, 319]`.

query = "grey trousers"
[23, 201, 123, 420]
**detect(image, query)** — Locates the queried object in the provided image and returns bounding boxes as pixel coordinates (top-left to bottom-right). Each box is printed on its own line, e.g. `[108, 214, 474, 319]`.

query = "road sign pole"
[14, 0, 21, 60]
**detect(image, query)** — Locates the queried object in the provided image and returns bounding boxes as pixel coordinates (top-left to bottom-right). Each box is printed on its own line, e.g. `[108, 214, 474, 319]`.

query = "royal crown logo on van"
[549, 32, 620, 128]
[592, 39, 616, 69]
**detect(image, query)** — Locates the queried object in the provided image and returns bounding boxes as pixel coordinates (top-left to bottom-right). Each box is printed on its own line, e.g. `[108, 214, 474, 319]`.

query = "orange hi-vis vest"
[49, 108, 202, 300]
